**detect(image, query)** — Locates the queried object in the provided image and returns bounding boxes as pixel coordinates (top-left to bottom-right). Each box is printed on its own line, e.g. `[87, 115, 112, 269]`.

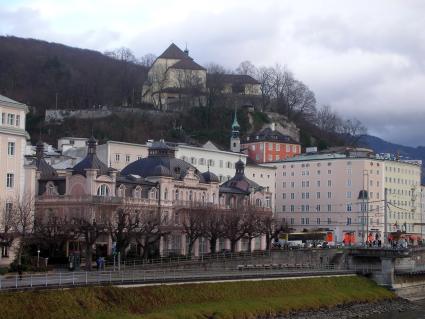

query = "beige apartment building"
[0, 95, 36, 262]
[271, 149, 422, 244]
[0, 95, 33, 204]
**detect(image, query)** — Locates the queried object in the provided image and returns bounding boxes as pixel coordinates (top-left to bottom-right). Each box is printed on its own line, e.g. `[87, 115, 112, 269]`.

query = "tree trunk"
[230, 240, 237, 253]
[209, 237, 217, 254]
[85, 243, 93, 271]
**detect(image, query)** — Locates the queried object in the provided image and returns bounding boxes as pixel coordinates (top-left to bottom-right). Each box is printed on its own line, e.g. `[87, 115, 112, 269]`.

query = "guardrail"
[0, 263, 356, 292]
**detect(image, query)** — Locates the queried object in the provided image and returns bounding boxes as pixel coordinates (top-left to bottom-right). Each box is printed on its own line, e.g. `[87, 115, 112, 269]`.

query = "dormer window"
[97, 184, 109, 197]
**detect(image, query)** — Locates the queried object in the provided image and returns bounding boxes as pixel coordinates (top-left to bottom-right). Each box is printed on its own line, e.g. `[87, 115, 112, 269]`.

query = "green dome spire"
[232, 109, 240, 130]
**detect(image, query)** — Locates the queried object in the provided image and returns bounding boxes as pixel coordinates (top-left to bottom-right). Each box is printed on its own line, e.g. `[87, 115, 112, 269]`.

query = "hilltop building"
[142, 43, 261, 110]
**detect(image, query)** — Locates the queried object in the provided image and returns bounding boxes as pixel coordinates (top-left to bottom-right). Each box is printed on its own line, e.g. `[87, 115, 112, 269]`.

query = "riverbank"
[273, 298, 416, 319]
[0, 275, 395, 319]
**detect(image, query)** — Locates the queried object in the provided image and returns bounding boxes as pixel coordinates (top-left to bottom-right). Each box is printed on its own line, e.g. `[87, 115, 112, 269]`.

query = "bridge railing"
[0, 263, 354, 292]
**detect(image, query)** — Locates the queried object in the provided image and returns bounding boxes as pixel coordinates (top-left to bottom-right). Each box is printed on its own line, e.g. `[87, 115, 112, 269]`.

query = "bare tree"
[134, 209, 165, 259]
[202, 208, 225, 254]
[222, 208, 247, 252]
[255, 66, 274, 111]
[175, 69, 205, 107]
[243, 207, 262, 252]
[33, 212, 76, 259]
[147, 63, 169, 111]
[104, 47, 137, 63]
[181, 207, 204, 256]
[107, 203, 140, 257]
[13, 196, 35, 266]
[71, 212, 108, 271]
[0, 200, 16, 258]
[338, 118, 367, 146]
[236, 60, 257, 77]
[268, 64, 317, 121]
[139, 53, 157, 68]
[316, 105, 342, 135]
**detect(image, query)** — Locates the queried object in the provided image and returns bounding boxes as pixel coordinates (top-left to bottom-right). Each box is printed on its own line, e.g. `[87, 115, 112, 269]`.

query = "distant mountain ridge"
[360, 135, 425, 184]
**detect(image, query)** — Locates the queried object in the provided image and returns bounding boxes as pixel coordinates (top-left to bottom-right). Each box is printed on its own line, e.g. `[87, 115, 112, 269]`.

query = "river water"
[369, 299, 425, 319]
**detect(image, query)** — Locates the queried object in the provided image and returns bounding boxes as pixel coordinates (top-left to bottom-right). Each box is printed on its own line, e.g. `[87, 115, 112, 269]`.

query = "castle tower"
[230, 109, 241, 153]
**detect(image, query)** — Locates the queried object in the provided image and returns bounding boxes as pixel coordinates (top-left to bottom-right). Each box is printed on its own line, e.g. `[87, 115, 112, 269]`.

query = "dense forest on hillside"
[0, 36, 147, 111]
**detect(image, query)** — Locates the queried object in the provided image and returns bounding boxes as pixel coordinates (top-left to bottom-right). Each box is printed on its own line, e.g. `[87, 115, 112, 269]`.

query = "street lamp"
[358, 170, 370, 245]
[37, 249, 41, 268]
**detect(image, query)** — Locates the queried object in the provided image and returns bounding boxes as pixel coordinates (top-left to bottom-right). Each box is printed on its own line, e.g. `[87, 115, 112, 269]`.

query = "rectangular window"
[316, 204, 321, 212]
[301, 218, 305, 225]
[6, 173, 14, 188]
[305, 205, 310, 212]
[317, 180, 321, 187]
[290, 218, 294, 225]
[290, 193, 295, 199]
[282, 193, 286, 199]
[268, 142, 273, 150]
[327, 192, 332, 199]
[219, 160, 223, 168]
[125, 155, 130, 162]
[7, 114, 14, 125]
[317, 218, 321, 225]
[346, 191, 352, 198]
[305, 218, 309, 225]
[1, 112, 5, 124]
[316, 192, 320, 199]
[290, 205, 295, 212]
[7, 142, 15, 156]
[347, 203, 352, 212]
[327, 217, 331, 225]
[347, 217, 352, 225]
[16, 115, 20, 127]
[327, 204, 332, 212]
[282, 205, 286, 212]
[115, 154, 120, 161]
[276, 144, 280, 151]
[327, 180, 332, 187]
[347, 179, 352, 187]
[282, 182, 286, 188]
[286, 144, 290, 152]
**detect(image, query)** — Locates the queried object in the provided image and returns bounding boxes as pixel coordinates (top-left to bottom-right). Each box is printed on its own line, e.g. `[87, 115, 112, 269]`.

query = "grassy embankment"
[0, 276, 394, 319]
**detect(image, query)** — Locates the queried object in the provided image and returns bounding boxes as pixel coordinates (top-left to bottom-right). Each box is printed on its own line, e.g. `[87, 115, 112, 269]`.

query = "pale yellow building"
[384, 159, 422, 236]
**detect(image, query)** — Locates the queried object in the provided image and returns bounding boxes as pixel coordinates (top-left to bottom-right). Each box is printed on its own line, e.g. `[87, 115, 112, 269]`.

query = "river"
[368, 299, 425, 319]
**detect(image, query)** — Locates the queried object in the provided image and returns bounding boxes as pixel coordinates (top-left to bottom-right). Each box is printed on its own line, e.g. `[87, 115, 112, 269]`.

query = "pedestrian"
[96, 257, 100, 270]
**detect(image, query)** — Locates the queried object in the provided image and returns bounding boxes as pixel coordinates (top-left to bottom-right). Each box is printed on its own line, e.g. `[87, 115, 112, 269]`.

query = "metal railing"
[0, 263, 354, 292]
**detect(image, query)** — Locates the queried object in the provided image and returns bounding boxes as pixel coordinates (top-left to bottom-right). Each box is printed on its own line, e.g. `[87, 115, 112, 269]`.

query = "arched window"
[118, 184, 126, 197]
[46, 182, 56, 195]
[133, 186, 142, 199]
[175, 189, 179, 200]
[97, 184, 109, 197]
[164, 188, 168, 200]
[256, 198, 262, 207]
[189, 190, 193, 201]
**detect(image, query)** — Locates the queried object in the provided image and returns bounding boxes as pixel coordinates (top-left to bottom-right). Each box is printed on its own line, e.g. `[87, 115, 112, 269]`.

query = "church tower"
[230, 109, 241, 153]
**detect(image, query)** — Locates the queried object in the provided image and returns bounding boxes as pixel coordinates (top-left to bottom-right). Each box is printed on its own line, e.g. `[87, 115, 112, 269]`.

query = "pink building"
[272, 150, 385, 244]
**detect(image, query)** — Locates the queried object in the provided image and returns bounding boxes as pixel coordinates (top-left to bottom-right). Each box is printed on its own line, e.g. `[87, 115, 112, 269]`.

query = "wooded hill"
[0, 36, 147, 112]
[1, 36, 359, 150]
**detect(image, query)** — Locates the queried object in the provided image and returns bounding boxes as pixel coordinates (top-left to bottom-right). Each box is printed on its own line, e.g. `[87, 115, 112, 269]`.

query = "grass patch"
[0, 276, 394, 319]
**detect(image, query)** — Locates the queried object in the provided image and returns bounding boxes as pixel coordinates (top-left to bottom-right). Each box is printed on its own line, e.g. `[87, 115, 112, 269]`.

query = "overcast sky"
[1, 0, 424, 147]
